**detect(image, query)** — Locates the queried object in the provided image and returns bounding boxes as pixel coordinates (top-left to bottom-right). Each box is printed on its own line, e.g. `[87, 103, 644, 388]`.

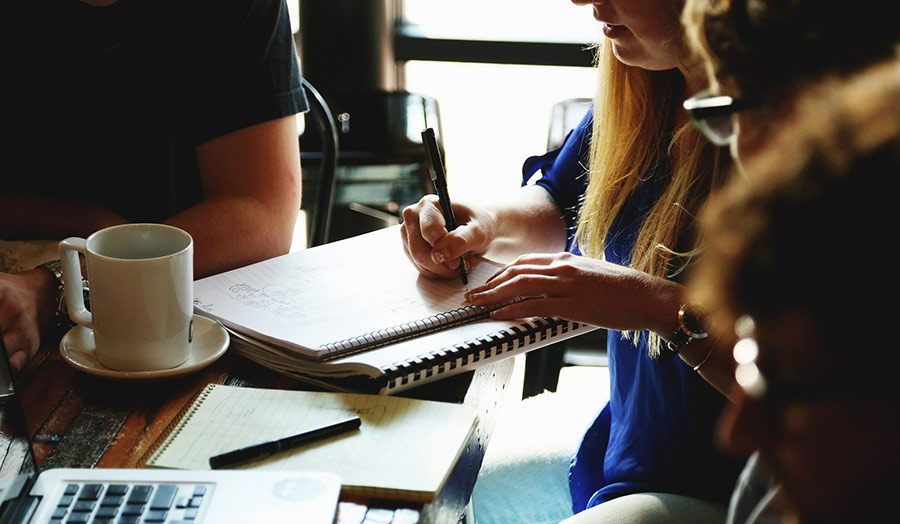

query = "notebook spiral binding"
[143, 383, 217, 466]
[382, 317, 579, 391]
[319, 303, 505, 361]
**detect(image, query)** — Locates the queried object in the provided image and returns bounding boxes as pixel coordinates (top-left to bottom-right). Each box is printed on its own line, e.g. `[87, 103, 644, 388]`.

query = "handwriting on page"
[194, 245, 502, 351]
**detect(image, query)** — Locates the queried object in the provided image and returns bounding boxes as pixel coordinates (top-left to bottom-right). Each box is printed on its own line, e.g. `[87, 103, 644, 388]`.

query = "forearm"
[185, 114, 302, 278]
[0, 194, 126, 240]
[641, 278, 738, 400]
[677, 337, 738, 401]
[165, 192, 299, 279]
[481, 185, 568, 262]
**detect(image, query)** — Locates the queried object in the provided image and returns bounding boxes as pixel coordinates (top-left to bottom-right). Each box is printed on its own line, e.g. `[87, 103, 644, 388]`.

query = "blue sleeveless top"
[523, 109, 741, 511]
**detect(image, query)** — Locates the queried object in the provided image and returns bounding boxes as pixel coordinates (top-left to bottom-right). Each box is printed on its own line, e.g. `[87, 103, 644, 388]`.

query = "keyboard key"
[116, 518, 140, 524]
[144, 509, 168, 522]
[95, 506, 118, 518]
[187, 496, 203, 508]
[72, 500, 95, 512]
[91, 519, 114, 524]
[149, 484, 178, 510]
[78, 484, 103, 501]
[100, 495, 124, 507]
[183, 507, 199, 520]
[121, 504, 145, 516]
[52, 507, 68, 519]
[192, 486, 207, 497]
[126, 485, 153, 504]
[64, 485, 79, 496]
[106, 485, 129, 496]
[57, 496, 74, 507]
[65, 512, 89, 523]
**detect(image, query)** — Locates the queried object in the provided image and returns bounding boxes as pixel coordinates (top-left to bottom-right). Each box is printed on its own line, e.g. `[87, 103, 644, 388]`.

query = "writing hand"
[400, 195, 496, 280]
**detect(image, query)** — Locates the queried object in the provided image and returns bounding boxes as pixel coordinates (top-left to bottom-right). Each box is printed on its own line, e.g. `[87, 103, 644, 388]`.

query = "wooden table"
[4, 343, 514, 524]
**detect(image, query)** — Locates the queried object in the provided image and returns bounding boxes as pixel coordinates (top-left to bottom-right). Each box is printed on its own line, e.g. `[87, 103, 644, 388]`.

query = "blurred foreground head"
[690, 58, 900, 524]
[682, 0, 900, 160]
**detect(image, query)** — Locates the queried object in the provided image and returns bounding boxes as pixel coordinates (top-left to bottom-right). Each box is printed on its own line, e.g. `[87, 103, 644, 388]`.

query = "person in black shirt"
[0, 0, 308, 371]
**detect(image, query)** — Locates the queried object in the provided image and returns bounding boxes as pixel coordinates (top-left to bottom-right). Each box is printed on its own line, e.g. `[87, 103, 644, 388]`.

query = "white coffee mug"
[59, 224, 194, 372]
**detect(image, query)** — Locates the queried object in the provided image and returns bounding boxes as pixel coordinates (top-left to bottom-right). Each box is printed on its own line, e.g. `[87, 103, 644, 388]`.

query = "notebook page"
[146, 385, 478, 501]
[194, 226, 503, 358]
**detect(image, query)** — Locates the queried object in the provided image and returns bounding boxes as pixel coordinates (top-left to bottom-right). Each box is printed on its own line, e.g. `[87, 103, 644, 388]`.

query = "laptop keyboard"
[50, 482, 209, 524]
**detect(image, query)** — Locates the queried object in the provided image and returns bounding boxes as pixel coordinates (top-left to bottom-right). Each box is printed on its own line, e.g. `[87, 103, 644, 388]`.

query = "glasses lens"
[685, 90, 739, 146]
[697, 114, 735, 146]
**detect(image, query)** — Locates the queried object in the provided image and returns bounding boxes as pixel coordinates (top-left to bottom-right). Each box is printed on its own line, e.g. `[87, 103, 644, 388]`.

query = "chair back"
[300, 78, 339, 247]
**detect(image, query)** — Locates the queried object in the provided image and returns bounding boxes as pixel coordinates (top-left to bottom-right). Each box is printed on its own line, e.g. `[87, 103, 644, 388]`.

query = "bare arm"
[0, 196, 128, 240]
[166, 114, 301, 278]
[482, 184, 569, 262]
[467, 253, 738, 399]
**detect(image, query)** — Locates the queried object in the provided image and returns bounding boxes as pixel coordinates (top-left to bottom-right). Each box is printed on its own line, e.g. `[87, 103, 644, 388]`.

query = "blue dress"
[523, 109, 741, 512]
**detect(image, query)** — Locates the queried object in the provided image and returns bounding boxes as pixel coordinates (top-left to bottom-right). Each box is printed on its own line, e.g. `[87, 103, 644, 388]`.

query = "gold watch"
[661, 303, 709, 360]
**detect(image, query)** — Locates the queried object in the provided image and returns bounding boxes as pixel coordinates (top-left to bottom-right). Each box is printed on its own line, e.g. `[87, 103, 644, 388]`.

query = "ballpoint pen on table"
[209, 416, 361, 469]
[421, 127, 468, 286]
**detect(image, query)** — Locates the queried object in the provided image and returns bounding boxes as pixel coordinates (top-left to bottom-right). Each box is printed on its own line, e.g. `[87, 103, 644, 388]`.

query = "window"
[400, 1, 599, 198]
[405, 62, 595, 199]
[402, 0, 598, 44]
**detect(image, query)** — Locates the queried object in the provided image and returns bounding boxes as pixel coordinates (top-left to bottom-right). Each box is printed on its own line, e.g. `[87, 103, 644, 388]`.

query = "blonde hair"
[574, 39, 730, 355]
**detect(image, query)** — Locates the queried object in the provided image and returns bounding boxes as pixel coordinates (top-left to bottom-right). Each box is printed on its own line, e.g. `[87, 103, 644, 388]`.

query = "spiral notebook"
[194, 226, 597, 393]
[144, 384, 478, 503]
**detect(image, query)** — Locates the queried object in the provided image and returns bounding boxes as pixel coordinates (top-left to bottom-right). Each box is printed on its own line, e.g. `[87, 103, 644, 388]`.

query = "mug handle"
[59, 237, 92, 329]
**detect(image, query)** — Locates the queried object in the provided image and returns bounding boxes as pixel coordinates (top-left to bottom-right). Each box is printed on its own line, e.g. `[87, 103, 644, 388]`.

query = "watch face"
[681, 305, 709, 337]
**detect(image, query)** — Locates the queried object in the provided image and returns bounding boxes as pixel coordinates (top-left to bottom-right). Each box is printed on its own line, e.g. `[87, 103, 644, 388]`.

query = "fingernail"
[431, 250, 445, 264]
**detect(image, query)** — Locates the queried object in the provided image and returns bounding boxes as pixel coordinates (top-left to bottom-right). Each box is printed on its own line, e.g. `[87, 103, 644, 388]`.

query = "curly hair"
[690, 59, 900, 349]
[683, 0, 900, 107]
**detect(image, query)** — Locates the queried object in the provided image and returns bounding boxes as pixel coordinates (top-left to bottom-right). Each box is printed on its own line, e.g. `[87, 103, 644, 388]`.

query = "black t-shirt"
[11, 0, 308, 222]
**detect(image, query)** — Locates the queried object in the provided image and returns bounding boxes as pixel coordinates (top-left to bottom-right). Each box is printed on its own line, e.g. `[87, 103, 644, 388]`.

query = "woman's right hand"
[400, 195, 497, 279]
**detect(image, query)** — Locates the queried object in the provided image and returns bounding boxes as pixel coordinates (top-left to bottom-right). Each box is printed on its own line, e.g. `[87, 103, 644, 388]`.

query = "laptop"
[0, 332, 341, 524]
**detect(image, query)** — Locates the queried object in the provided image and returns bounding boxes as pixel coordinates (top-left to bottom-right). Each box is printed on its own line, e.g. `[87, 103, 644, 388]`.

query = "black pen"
[421, 127, 468, 286]
[208, 416, 361, 469]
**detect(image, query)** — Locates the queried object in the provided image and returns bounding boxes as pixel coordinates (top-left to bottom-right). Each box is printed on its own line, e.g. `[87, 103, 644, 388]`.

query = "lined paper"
[146, 385, 478, 501]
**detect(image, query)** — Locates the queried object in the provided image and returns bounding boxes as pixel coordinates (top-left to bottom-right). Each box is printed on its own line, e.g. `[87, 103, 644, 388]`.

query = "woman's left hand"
[465, 252, 682, 335]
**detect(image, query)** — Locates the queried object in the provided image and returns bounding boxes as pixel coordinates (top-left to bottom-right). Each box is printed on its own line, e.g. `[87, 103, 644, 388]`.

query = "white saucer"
[59, 315, 229, 381]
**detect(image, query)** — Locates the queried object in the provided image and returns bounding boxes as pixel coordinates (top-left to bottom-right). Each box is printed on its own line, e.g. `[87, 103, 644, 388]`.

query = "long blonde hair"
[574, 39, 730, 354]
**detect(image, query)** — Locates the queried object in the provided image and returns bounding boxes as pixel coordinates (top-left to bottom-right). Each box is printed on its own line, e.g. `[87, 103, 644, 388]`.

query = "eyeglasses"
[683, 89, 751, 147]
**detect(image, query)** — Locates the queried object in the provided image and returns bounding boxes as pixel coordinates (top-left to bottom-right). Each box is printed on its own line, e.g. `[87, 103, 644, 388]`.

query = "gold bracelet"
[692, 346, 714, 372]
